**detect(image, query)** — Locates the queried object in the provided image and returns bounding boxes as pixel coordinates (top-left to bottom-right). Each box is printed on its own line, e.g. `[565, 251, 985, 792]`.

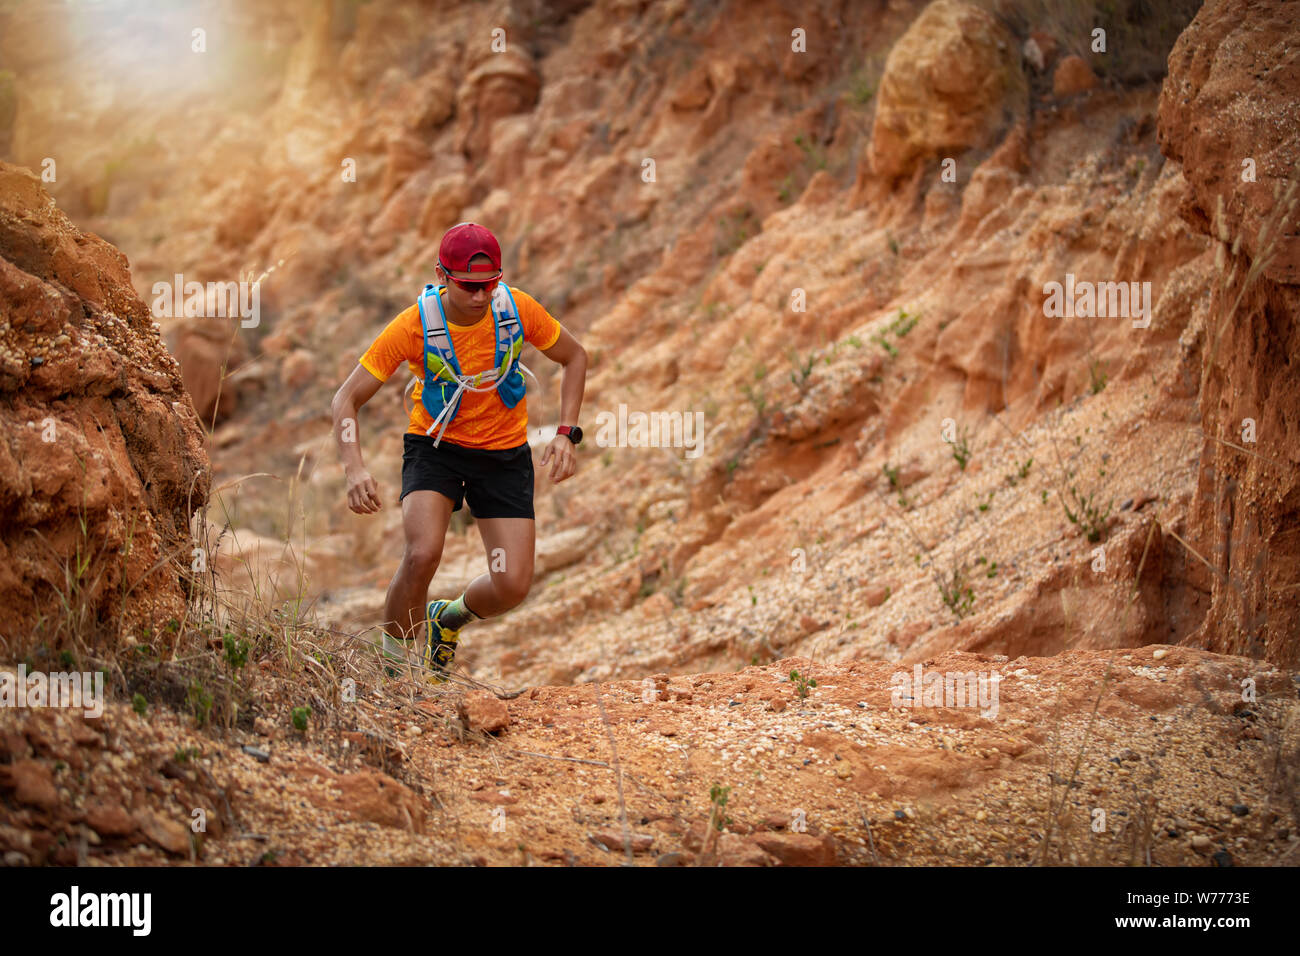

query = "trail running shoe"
[422, 599, 461, 684]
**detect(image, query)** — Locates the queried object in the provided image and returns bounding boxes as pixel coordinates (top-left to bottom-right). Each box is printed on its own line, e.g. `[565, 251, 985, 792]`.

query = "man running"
[330, 222, 588, 682]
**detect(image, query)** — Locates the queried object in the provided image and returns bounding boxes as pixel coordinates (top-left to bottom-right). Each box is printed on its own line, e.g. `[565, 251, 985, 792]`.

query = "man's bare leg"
[382, 490, 456, 642]
[461, 516, 536, 618]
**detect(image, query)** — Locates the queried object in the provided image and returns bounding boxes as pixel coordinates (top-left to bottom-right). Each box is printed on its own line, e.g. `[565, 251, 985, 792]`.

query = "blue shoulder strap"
[417, 283, 434, 361]
[416, 284, 461, 376]
[491, 284, 523, 366]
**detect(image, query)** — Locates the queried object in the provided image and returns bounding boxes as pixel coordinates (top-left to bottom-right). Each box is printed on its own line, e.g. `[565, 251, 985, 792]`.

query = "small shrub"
[871, 331, 899, 358]
[951, 426, 972, 471]
[223, 632, 250, 672]
[1063, 484, 1113, 543]
[186, 681, 213, 727]
[889, 307, 918, 337]
[790, 669, 818, 699]
[787, 348, 816, 389]
[709, 784, 733, 831]
[1089, 358, 1108, 394]
[792, 134, 828, 170]
[939, 565, 975, 620]
[1006, 458, 1033, 486]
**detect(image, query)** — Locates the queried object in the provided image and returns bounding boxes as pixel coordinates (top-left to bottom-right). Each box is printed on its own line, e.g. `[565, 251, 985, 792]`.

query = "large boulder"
[0, 163, 209, 655]
[868, 0, 1025, 181]
[165, 320, 248, 426]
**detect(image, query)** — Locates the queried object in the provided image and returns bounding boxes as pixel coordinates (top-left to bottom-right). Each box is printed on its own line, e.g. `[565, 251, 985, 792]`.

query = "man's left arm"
[537, 326, 588, 483]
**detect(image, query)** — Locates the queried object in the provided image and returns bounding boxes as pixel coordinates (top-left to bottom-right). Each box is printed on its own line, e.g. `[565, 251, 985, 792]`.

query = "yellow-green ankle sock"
[438, 593, 482, 632]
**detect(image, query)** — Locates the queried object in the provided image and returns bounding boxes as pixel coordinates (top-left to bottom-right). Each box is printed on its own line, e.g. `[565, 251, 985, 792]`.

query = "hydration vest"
[414, 282, 538, 447]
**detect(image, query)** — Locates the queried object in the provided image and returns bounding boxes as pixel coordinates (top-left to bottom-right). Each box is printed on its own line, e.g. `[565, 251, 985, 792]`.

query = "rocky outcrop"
[0, 163, 209, 653]
[1158, 0, 1300, 284]
[454, 49, 542, 163]
[1158, 0, 1300, 666]
[868, 0, 1025, 181]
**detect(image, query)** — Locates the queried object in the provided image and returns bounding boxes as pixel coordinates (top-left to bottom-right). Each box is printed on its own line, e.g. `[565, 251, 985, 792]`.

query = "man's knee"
[493, 571, 532, 608]
[402, 543, 442, 581]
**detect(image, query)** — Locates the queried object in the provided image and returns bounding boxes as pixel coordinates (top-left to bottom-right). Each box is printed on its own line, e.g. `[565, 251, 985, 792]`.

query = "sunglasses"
[439, 261, 501, 293]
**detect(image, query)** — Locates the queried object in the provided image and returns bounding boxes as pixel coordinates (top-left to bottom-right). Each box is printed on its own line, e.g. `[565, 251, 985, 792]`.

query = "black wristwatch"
[557, 425, 583, 445]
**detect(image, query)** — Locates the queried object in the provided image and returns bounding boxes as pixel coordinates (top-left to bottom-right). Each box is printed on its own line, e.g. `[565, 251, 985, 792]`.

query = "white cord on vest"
[422, 362, 540, 447]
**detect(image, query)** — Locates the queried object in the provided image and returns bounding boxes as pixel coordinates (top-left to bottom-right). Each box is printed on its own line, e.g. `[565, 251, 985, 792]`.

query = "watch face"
[568, 426, 583, 445]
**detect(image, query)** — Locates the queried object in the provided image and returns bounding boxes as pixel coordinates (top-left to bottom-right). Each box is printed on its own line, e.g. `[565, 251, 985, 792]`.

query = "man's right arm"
[331, 364, 386, 514]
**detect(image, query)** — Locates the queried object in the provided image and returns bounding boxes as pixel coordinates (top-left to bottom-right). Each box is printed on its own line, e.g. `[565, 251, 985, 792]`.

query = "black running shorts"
[400, 434, 535, 519]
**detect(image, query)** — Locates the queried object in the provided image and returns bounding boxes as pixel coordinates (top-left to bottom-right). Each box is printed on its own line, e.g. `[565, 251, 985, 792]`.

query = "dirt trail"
[3, 646, 1295, 866]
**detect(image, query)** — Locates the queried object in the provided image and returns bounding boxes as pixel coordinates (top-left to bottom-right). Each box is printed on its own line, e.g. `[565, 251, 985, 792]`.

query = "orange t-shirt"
[359, 285, 562, 449]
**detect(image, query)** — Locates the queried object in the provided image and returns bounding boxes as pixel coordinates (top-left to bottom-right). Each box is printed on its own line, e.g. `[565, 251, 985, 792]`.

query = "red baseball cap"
[439, 222, 502, 277]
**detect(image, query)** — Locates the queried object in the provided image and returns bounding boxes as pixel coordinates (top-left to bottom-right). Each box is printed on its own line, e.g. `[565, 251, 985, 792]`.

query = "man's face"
[438, 261, 497, 317]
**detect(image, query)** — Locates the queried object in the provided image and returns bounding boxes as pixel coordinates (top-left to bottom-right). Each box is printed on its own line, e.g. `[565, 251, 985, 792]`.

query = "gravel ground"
[2, 645, 1295, 867]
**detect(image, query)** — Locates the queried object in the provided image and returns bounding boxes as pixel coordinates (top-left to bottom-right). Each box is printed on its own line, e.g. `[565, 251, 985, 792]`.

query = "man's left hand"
[540, 434, 577, 483]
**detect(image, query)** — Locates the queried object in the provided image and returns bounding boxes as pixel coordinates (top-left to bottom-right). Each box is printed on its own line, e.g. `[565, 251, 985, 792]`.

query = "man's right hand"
[346, 469, 382, 514]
